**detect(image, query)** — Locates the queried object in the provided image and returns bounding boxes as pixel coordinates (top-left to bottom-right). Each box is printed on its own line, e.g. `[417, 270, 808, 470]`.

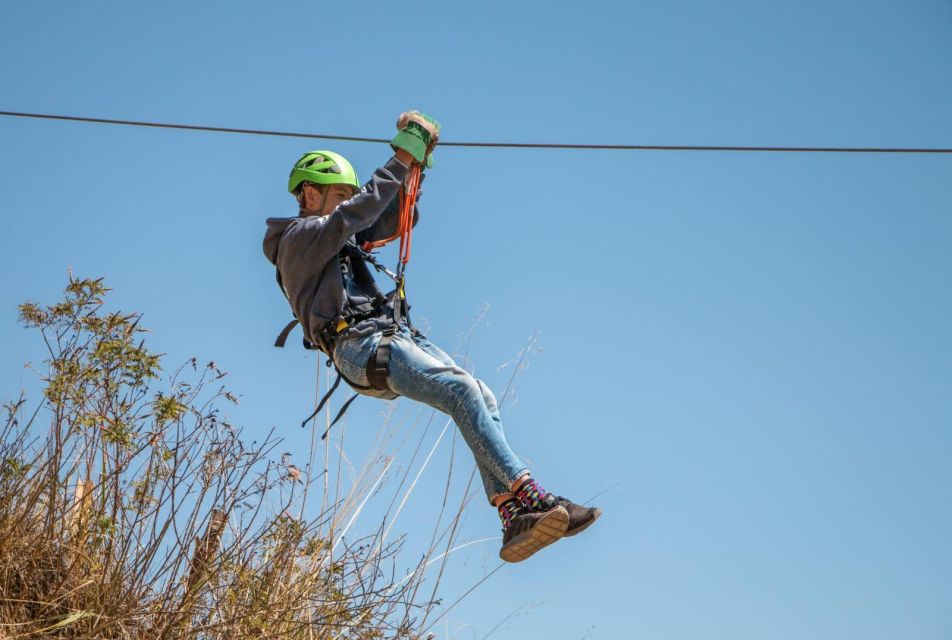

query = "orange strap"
[362, 164, 422, 266]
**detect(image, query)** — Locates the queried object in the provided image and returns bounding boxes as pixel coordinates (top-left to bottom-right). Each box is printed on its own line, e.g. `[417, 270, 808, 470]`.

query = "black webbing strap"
[320, 392, 360, 440]
[367, 325, 396, 391]
[299, 369, 361, 440]
[275, 318, 299, 348]
[392, 280, 404, 327]
[300, 370, 343, 429]
[301, 342, 394, 440]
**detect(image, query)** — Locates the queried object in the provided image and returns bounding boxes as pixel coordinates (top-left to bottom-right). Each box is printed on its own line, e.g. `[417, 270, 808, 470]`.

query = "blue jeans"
[332, 325, 529, 501]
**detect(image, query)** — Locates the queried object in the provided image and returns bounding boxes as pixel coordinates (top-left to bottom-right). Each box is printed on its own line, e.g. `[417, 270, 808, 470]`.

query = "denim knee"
[475, 379, 500, 417]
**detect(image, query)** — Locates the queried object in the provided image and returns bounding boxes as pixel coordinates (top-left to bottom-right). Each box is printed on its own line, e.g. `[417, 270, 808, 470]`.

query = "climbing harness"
[359, 162, 421, 395]
[276, 163, 423, 439]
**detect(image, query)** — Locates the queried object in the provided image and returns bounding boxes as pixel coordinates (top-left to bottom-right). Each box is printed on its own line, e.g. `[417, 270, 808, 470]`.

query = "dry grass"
[0, 276, 476, 639]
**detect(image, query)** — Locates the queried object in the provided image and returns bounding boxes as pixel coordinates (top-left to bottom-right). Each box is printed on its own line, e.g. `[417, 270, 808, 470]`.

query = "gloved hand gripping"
[391, 111, 441, 167]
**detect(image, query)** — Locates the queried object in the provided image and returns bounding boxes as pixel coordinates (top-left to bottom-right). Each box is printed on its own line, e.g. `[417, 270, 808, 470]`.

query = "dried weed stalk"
[0, 277, 446, 639]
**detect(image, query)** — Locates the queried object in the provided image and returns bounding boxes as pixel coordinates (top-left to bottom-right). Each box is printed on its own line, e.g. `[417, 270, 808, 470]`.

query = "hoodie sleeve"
[295, 156, 411, 257]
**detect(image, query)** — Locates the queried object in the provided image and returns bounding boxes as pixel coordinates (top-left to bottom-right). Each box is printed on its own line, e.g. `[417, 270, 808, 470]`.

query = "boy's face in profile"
[300, 183, 356, 217]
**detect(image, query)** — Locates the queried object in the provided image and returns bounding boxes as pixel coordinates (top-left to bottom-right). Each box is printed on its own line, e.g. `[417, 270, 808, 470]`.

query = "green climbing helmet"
[288, 150, 360, 194]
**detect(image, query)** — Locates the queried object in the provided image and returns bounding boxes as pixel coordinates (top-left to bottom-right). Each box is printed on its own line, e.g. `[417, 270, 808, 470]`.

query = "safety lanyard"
[361, 163, 421, 266]
[360, 163, 422, 317]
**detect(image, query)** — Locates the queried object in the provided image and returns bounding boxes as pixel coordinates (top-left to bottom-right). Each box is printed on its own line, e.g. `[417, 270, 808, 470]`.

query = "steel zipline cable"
[2, 110, 952, 154]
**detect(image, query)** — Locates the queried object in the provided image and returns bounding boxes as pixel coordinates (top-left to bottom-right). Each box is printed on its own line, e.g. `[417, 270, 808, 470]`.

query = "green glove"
[391, 111, 441, 166]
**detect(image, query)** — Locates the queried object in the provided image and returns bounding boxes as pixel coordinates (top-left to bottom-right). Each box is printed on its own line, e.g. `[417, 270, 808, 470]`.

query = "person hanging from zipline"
[263, 111, 600, 562]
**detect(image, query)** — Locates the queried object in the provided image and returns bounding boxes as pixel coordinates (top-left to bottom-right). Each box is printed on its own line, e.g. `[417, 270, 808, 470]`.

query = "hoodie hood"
[263, 216, 297, 265]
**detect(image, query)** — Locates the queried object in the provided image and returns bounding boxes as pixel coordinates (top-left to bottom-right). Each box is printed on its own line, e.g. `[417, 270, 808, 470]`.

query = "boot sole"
[499, 506, 569, 563]
[563, 507, 602, 537]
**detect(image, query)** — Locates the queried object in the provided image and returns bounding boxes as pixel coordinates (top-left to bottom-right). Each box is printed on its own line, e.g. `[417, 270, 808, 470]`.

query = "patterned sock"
[514, 478, 553, 511]
[496, 497, 526, 531]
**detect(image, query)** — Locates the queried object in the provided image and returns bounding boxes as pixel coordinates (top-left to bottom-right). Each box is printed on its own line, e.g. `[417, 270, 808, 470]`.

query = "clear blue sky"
[2, 1, 951, 638]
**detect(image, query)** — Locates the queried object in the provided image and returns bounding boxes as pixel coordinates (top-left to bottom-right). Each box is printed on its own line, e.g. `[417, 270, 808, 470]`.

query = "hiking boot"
[515, 478, 601, 537]
[552, 496, 601, 537]
[497, 496, 568, 563]
[498, 504, 569, 563]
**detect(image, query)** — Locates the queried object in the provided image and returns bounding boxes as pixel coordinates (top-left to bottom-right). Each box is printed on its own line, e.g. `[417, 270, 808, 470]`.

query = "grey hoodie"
[263, 156, 419, 347]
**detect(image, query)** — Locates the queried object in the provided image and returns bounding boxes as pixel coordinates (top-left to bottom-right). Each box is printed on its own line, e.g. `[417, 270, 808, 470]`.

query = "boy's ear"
[299, 182, 320, 205]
